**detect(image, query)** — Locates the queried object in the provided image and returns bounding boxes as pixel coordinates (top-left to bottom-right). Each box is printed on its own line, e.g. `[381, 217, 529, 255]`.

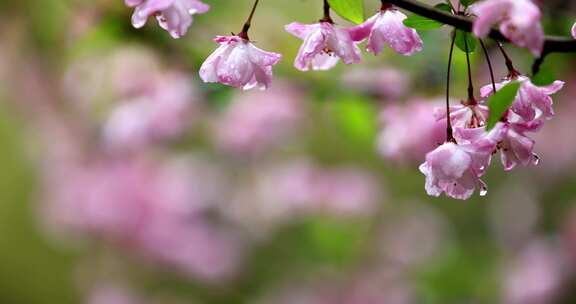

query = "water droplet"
[480, 186, 488, 196]
[533, 154, 540, 165]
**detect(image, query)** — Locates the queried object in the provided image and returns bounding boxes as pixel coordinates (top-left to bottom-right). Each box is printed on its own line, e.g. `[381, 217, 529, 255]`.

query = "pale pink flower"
[213, 83, 302, 155]
[200, 36, 282, 90]
[572, 22, 576, 39]
[480, 76, 565, 122]
[103, 72, 198, 151]
[341, 67, 409, 99]
[126, 0, 209, 39]
[497, 121, 541, 171]
[285, 21, 361, 71]
[419, 125, 503, 200]
[378, 99, 446, 163]
[349, 8, 423, 55]
[470, 0, 544, 56]
[434, 102, 490, 129]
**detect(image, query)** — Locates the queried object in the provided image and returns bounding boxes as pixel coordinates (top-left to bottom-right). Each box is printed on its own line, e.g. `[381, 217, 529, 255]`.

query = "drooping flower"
[480, 76, 565, 122]
[199, 35, 282, 90]
[470, 0, 544, 56]
[349, 8, 423, 56]
[285, 21, 361, 71]
[496, 120, 541, 171]
[125, 0, 210, 39]
[419, 125, 504, 200]
[434, 102, 490, 129]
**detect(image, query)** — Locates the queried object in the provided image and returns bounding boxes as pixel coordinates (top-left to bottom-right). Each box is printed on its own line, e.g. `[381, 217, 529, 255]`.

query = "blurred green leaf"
[331, 97, 378, 145]
[403, 3, 451, 30]
[454, 30, 476, 53]
[459, 0, 477, 7]
[486, 82, 521, 130]
[531, 67, 556, 86]
[327, 0, 364, 24]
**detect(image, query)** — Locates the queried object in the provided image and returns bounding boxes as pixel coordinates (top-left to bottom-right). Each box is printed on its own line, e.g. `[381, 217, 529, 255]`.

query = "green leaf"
[454, 30, 476, 53]
[460, 0, 477, 7]
[486, 82, 521, 130]
[531, 68, 556, 86]
[403, 3, 452, 30]
[327, 0, 364, 24]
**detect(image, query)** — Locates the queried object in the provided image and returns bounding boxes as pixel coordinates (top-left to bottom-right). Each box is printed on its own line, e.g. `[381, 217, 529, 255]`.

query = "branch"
[386, 0, 576, 55]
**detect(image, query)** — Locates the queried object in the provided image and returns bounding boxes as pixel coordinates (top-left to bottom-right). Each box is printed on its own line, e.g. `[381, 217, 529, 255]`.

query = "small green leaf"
[486, 82, 521, 130]
[327, 0, 364, 24]
[531, 68, 556, 86]
[403, 3, 452, 30]
[460, 0, 477, 7]
[454, 30, 476, 53]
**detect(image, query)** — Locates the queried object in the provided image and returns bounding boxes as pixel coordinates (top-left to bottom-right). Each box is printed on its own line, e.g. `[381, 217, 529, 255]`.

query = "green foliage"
[459, 0, 477, 7]
[531, 67, 556, 86]
[454, 30, 476, 53]
[327, 0, 364, 24]
[403, 3, 452, 30]
[486, 82, 521, 130]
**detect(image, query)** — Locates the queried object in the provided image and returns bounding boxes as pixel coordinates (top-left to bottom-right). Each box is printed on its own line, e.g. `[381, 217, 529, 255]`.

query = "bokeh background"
[1, 0, 576, 303]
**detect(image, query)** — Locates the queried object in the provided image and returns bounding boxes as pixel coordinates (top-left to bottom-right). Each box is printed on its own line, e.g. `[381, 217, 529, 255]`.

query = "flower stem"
[479, 39, 497, 96]
[446, 33, 456, 143]
[496, 41, 520, 78]
[464, 35, 476, 104]
[239, 0, 260, 40]
[320, 0, 334, 23]
[381, 0, 393, 10]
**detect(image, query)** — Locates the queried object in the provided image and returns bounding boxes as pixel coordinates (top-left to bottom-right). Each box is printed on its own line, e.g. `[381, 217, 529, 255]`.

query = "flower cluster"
[419, 73, 564, 200]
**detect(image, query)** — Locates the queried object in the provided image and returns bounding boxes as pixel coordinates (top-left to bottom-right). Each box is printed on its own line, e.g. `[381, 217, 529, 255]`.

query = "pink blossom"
[419, 125, 503, 200]
[349, 8, 423, 56]
[341, 67, 409, 99]
[377, 99, 446, 163]
[470, 0, 544, 56]
[200, 36, 282, 90]
[126, 0, 209, 39]
[285, 22, 361, 71]
[213, 83, 302, 155]
[572, 22, 576, 39]
[480, 77, 565, 122]
[103, 72, 198, 151]
[497, 121, 541, 171]
[434, 102, 490, 129]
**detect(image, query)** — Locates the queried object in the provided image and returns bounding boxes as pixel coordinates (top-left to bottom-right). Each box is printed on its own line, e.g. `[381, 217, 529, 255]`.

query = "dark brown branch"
[386, 0, 576, 54]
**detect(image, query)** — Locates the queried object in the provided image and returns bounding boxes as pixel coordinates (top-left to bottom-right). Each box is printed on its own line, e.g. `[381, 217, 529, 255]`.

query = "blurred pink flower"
[502, 240, 566, 304]
[43, 156, 243, 281]
[103, 72, 198, 151]
[572, 22, 576, 39]
[341, 67, 409, 99]
[126, 0, 209, 39]
[480, 76, 564, 123]
[377, 99, 445, 163]
[285, 22, 361, 71]
[471, 0, 544, 56]
[88, 285, 142, 304]
[199, 36, 282, 90]
[213, 84, 302, 156]
[349, 8, 423, 56]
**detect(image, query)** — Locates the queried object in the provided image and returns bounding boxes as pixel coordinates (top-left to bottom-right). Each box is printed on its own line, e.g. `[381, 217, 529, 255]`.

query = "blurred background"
[0, 0, 576, 303]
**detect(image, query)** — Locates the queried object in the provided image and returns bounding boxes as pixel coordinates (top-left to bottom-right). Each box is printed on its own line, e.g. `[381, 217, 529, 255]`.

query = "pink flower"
[497, 121, 541, 171]
[377, 99, 446, 163]
[470, 0, 544, 56]
[349, 8, 423, 56]
[199, 36, 282, 90]
[572, 22, 576, 39]
[434, 103, 490, 129]
[480, 77, 565, 122]
[103, 72, 198, 151]
[285, 21, 361, 71]
[419, 126, 503, 200]
[125, 0, 210, 39]
[213, 83, 302, 155]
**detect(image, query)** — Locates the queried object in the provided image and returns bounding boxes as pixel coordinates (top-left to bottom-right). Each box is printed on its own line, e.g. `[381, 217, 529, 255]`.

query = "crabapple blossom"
[470, 0, 544, 56]
[434, 102, 490, 129]
[125, 0, 209, 39]
[480, 76, 565, 122]
[349, 8, 423, 56]
[377, 99, 446, 163]
[496, 120, 542, 171]
[199, 35, 282, 90]
[212, 83, 302, 155]
[285, 21, 361, 71]
[419, 125, 504, 200]
[103, 72, 198, 151]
